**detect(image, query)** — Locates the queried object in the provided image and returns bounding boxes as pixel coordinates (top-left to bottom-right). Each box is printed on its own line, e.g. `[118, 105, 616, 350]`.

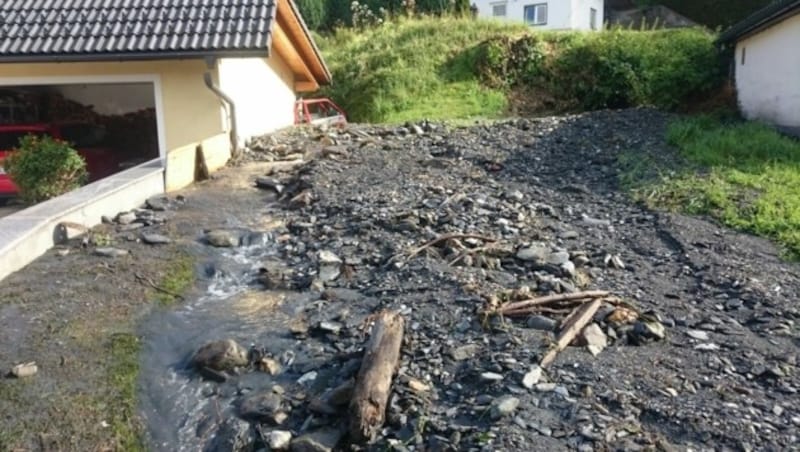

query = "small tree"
[2, 134, 87, 204]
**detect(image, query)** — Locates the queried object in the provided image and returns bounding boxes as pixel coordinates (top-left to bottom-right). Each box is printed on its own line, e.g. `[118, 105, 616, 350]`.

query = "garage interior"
[0, 82, 161, 186]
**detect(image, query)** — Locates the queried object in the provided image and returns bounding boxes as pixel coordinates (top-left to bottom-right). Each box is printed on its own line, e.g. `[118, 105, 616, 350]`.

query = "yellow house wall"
[0, 59, 231, 191]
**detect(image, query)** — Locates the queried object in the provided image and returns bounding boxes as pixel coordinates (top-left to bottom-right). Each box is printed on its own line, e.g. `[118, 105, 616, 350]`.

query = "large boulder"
[192, 339, 249, 371]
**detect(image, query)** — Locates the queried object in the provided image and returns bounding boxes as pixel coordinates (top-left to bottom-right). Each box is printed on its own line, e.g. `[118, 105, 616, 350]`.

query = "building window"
[492, 2, 507, 17]
[524, 3, 548, 26]
[590, 7, 598, 30]
[741, 46, 746, 65]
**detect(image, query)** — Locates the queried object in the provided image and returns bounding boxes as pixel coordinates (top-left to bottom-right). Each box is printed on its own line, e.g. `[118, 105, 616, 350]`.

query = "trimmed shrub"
[2, 134, 87, 203]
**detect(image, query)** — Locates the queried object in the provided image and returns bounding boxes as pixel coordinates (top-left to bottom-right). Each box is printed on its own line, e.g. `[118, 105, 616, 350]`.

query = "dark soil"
[1, 108, 798, 452]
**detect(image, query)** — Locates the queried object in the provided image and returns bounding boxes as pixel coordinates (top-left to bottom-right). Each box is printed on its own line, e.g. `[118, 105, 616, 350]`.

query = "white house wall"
[473, 0, 602, 30]
[735, 13, 800, 128]
[217, 54, 297, 145]
[571, 0, 604, 30]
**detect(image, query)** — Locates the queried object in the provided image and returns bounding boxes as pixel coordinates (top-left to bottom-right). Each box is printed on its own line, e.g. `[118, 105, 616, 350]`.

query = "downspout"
[203, 71, 240, 160]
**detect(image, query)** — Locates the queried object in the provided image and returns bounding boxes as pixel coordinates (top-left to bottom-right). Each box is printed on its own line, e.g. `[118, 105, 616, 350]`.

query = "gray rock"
[581, 214, 611, 227]
[146, 197, 169, 211]
[726, 298, 744, 310]
[118, 223, 145, 232]
[686, 329, 709, 341]
[255, 176, 284, 193]
[516, 243, 549, 262]
[206, 230, 240, 247]
[318, 264, 341, 283]
[604, 254, 626, 270]
[239, 391, 285, 424]
[318, 250, 342, 264]
[116, 212, 137, 225]
[290, 427, 343, 452]
[318, 321, 343, 335]
[480, 372, 504, 382]
[318, 251, 342, 282]
[94, 247, 129, 258]
[267, 430, 292, 450]
[522, 366, 543, 389]
[204, 417, 254, 452]
[192, 339, 249, 371]
[526, 315, 556, 331]
[560, 261, 576, 278]
[10, 362, 37, 378]
[141, 233, 171, 245]
[582, 323, 607, 356]
[490, 396, 520, 420]
[449, 344, 479, 361]
[633, 319, 666, 341]
[547, 251, 571, 266]
[559, 230, 579, 240]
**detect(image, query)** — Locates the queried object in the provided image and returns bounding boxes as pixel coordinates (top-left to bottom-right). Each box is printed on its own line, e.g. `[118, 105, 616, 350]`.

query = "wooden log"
[540, 298, 603, 368]
[495, 290, 610, 315]
[349, 310, 405, 444]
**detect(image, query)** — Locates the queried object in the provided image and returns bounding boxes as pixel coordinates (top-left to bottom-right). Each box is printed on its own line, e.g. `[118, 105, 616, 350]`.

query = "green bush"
[2, 134, 87, 203]
[475, 28, 721, 111]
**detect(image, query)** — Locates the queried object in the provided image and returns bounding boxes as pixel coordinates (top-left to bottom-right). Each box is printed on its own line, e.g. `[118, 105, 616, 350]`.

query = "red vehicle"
[0, 122, 125, 202]
[294, 98, 347, 126]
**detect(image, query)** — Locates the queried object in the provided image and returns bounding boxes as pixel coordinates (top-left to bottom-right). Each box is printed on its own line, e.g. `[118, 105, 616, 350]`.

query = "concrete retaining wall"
[0, 159, 165, 281]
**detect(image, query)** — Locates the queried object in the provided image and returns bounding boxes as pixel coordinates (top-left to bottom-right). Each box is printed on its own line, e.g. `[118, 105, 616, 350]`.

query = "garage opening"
[0, 80, 162, 206]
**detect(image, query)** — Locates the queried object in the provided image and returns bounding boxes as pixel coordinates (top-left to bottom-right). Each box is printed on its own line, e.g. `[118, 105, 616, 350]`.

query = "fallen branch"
[349, 310, 405, 444]
[407, 233, 496, 260]
[492, 290, 610, 316]
[134, 272, 185, 301]
[540, 298, 603, 368]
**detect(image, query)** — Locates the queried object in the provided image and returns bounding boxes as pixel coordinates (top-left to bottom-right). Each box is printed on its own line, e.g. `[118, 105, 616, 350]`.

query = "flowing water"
[138, 200, 316, 450]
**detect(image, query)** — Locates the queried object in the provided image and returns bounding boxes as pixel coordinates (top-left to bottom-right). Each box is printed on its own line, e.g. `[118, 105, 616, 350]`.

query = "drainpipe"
[203, 72, 240, 160]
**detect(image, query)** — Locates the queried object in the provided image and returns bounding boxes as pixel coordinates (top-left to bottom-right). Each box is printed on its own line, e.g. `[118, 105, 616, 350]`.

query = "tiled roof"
[0, 0, 278, 61]
[719, 0, 800, 43]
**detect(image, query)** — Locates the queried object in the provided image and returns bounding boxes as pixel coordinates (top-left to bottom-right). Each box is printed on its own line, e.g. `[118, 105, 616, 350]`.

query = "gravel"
[190, 109, 800, 451]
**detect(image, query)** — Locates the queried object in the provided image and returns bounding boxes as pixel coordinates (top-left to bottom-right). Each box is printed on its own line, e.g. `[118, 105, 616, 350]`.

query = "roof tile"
[0, 0, 278, 60]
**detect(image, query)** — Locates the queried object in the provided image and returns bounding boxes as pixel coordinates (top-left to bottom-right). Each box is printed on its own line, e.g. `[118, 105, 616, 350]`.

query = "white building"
[472, 0, 605, 31]
[719, 0, 800, 133]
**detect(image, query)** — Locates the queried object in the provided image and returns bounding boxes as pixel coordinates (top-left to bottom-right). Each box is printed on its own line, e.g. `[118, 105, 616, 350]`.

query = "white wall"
[571, 0, 604, 30]
[217, 54, 297, 145]
[473, 0, 603, 30]
[55, 83, 155, 115]
[735, 13, 800, 128]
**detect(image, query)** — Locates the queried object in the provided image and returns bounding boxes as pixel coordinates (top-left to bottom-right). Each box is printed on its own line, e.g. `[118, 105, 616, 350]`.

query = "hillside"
[317, 18, 721, 123]
[316, 18, 526, 124]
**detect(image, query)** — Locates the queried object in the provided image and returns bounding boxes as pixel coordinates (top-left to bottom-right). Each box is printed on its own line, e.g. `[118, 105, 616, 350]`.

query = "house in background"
[473, 0, 605, 31]
[605, 0, 697, 29]
[719, 0, 800, 135]
[0, 0, 331, 192]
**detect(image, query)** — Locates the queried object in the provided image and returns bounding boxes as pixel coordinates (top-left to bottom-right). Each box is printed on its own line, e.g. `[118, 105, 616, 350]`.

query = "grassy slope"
[624, 116, 800, 259]
[317, 18, 526, 123]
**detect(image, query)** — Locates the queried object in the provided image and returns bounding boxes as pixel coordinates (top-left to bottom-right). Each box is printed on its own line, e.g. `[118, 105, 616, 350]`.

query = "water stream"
[138, 214, 312, 451]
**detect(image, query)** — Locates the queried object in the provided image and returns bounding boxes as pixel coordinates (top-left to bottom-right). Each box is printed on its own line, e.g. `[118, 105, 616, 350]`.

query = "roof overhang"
[271, 0, 332, 92]
[718, 0, 800, 44]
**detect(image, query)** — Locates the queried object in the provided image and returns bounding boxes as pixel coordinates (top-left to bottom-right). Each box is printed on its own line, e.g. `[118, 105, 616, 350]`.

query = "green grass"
[155, 252, 195, 306]
[626, 116, 800, 259]
[317, 17, 525, 123]
[107, 333, 146, 451]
